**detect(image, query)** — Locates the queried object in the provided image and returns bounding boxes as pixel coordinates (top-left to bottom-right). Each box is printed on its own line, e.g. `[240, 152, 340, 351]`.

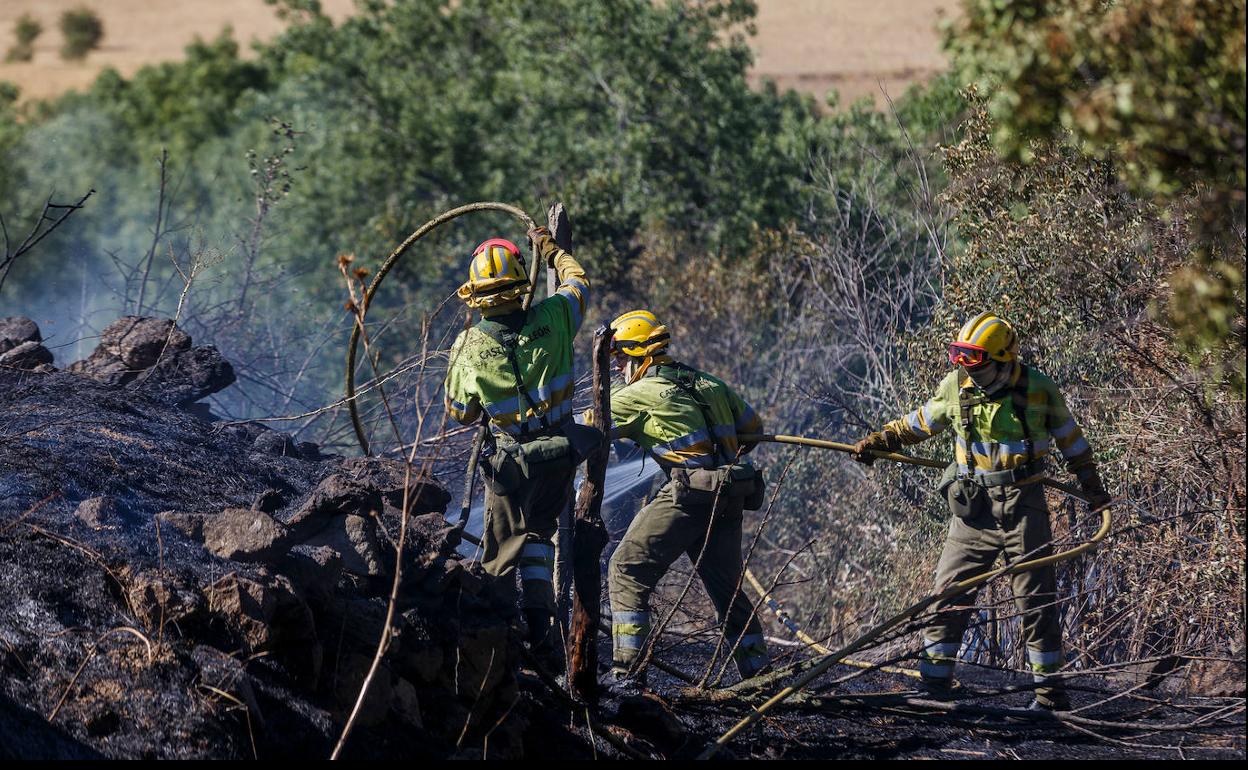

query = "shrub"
[59, 6, 103, 61]
[5, 13, 42, 62]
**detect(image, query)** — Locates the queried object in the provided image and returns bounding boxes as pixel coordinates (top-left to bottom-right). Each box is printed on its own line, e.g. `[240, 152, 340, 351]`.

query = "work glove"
[851, 431, 898, 466]
[1076, 466, 1112, 511]
[527, 226, 559, 266]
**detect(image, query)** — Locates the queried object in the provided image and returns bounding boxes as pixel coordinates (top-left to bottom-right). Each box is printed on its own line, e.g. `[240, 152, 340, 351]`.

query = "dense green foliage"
[946, 0, 1246, 384]
[947, 0, 1245, 198]
[59, 6, 104, 61]
[0, 0, 832, 421]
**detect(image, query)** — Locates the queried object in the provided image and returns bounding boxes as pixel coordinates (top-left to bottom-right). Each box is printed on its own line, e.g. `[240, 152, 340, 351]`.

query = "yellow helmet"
[610, 309, 670, 358]
[610, 309, 671, 384]
[456, 238, 530, 308]
[950, 312, 1019, 366]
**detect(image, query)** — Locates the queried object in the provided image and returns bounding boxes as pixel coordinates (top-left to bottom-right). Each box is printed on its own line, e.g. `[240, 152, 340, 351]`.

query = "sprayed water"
[455, 453, 663, 558]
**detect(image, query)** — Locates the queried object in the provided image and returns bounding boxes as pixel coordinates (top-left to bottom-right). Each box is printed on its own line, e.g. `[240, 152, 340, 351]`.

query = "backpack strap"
[476, 315, 550, 437]
[655, 363, 733, 466]
[958, 385, 987, 475]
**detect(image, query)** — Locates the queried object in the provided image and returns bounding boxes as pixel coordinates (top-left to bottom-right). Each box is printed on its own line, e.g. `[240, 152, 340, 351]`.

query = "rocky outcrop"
[0, 316, 54, 372]
[0, 344, 559, 760]
[2, 315, 234, 406]
[201, 508, 292, 562]
[74, 496, 127, 530]
[67, 316, 235, 405]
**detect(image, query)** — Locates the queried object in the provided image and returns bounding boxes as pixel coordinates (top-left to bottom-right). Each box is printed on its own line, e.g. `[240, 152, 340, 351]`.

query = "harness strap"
[958, 387, 987, 473]
[959, 364, 1045, 482]
[655, 363, 734, 466]
[476, 316, 551, 437]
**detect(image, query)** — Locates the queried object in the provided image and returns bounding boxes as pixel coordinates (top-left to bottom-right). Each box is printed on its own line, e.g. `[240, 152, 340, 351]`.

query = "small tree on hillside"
[5, 14, 43, 62]
[59, 6, 103, 61]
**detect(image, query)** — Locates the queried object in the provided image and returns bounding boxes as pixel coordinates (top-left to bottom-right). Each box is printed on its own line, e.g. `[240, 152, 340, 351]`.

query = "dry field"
[0, 0, 357, 101]
[0, 0, 954, 106]
[750, 0, 956, 105]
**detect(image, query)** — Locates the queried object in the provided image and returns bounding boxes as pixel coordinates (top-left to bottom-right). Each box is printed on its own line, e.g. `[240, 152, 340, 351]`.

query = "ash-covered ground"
[0, 316, 589, 759]
[1, 315, 1242, 760]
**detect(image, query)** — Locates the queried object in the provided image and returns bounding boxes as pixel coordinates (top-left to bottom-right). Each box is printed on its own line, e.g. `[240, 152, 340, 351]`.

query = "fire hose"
[341, 215, 1112, 754]
[700, 433, 1114, 759]
[343, 202, 541, 533]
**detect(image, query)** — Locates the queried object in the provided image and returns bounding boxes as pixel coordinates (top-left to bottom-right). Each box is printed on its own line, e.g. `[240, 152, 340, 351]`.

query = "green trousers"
[607, 480, 769, 678]
[922, 481, 1065, 703]
[480, 462, 576, 613]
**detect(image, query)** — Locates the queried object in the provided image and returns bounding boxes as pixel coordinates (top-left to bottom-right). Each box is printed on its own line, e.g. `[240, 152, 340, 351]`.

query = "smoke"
[0, 83, 353, 428]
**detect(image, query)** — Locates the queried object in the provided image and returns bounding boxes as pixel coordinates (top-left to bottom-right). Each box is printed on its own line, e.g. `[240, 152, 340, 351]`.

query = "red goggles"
[948, 343, 989, 368]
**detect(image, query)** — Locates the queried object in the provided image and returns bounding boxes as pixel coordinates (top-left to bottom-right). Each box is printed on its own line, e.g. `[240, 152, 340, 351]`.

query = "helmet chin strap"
[624, 356, 652, 385]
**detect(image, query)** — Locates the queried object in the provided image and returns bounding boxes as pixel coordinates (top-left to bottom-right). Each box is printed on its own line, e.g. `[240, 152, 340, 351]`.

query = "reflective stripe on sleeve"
[1051, 417, 1079, 440]
[1059, 435, 1090, 459]
[556, 279, 589, 329]
[904, 399, 948, 437]
[734, 404, 761, 431]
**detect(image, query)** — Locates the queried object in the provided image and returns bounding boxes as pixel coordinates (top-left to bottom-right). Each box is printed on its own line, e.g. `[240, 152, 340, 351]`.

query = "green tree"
[5, 13, 43, 62]
[59, 6, 104, 61]
[253, 0, 816, 284]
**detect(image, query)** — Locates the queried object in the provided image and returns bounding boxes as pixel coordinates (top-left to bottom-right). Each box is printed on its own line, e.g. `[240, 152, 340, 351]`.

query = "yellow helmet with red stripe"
[951, 312, 1019, 366]
[456, 238, 530, 308]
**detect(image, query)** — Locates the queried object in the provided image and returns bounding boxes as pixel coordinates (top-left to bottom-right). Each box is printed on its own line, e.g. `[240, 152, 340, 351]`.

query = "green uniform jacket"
[883, 363, 1094, 483]
[610, 361, 763, 469]
[444, 243, 589, 435]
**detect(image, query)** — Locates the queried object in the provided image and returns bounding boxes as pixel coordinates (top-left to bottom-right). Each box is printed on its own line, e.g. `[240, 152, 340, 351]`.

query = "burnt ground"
[1, 318, 1243, 760]
[0, 336, 594, 760]
[577, 626, 1243, 760]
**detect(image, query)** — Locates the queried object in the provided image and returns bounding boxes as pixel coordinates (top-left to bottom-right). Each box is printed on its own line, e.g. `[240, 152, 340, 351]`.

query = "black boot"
[523, 609, 565, 673]
[603, 666, 645, 698]
[523, 608, 553, 648]
[1028, 690, 1071, 712]
[916, 675, 958, 701]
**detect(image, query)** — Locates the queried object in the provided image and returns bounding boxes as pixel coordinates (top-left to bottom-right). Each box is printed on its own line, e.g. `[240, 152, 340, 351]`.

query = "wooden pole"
[546, 202, 564, 299]
[546, 202, 575, 630]
[567, 324, 611, 702]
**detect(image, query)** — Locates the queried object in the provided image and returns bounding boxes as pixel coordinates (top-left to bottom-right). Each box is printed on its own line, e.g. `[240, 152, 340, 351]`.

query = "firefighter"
[604, 309, 770, 685]
[852, 312, 1111, 711]
[444, 227, 593, 649]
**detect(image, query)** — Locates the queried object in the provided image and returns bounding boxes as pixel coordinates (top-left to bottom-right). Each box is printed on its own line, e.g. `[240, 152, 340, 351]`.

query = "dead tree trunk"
[547, 202, 575, 633]
[567, 324, 611, 702]
[546, 203, 564, 299]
